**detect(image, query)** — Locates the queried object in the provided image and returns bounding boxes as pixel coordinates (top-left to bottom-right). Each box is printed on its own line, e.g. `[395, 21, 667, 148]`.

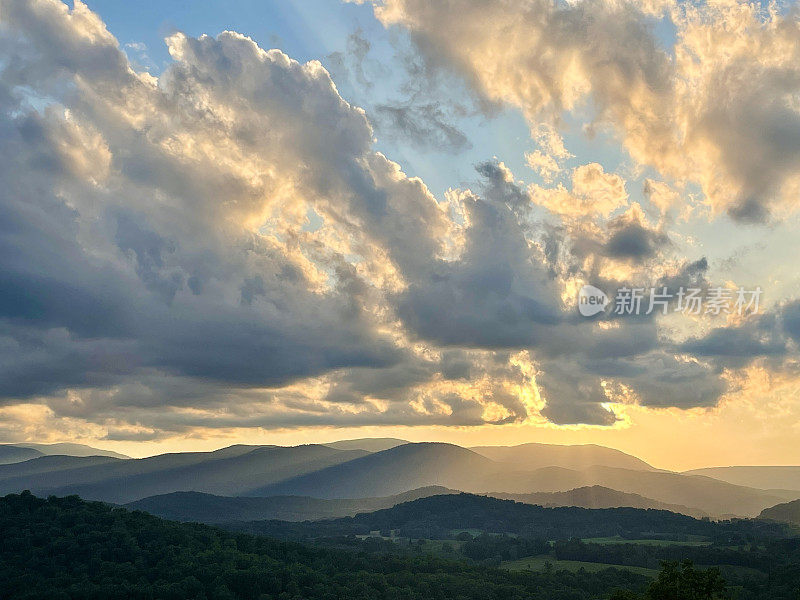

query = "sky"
[1, 0, 800, 470]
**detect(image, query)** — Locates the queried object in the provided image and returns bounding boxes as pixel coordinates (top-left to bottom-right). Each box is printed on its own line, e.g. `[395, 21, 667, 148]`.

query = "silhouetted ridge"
[126, 486, 456, 522]
[250, 442, 497, 498]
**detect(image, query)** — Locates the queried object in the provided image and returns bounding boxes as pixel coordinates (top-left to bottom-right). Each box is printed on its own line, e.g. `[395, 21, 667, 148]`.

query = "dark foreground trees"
[0, 492, 645, 600]
[610, 561, 727, 600]
[5, 492, 799, 599]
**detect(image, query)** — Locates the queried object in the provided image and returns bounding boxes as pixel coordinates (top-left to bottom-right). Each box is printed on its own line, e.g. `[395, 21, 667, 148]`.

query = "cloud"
[602, 204, 667, 261]
[643, 178, 680, 218]
[531, 162, 629, 219]
[535, 359, 616, 426]
[0, 0, 545, 434]
[327, 29, 374, 90]
[525, 124, 573, 183]
[367, 0, 800, 221]
[395, 163, 566, 349]
[328, 26, 473, 153]
[681, 313, 789, 366]
[0, 3, 411, 405]
[1, 0, 796, 440]
[374, 102, 472, 152]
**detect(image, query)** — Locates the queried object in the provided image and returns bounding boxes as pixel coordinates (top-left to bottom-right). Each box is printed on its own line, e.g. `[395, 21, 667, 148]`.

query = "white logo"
[578, 284, 609, 317]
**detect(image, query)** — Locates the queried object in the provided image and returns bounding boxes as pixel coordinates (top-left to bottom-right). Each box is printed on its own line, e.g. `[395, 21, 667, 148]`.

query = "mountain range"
[125, 486, 456, 523]
[684, 466, 800, 492]
[490, 486, 709, 519]
[224, 492, 785, 545]
[1, 439, 798, 519]
[125, 485, 710, 523]
[0, 444, 368, 503]
[471, 443, 656, 472]
[0, 443, 128, 464]
[246, 443, 794, 517]
[0, 446, 43, 465]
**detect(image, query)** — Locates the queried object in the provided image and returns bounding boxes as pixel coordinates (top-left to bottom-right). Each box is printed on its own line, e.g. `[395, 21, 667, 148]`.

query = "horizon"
[4, 436, 800, 473]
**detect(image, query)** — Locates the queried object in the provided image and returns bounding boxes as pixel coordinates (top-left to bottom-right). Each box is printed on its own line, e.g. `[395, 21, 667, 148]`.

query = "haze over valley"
[1, 439, 796, 520]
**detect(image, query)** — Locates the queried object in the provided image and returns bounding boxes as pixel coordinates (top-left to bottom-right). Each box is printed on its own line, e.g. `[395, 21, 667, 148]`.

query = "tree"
[610, 590, 644, 600]
[646, 560, 728, 600]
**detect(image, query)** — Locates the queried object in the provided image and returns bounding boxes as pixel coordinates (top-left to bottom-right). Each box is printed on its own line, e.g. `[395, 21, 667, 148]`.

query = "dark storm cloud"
[658, 257, 709, 291]
[395, 164, 564, 349]
[536, 360, 616, 426]
[681, 313, 788, 365]
[602, 219, 665, 261]
[780, 301, 800, 342]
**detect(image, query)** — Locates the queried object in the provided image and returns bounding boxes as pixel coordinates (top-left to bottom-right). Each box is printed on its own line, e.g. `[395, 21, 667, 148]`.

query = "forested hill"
[227, 493, 790, 542]
[0, 492, 648, 600]
[760, 498, 800, 524]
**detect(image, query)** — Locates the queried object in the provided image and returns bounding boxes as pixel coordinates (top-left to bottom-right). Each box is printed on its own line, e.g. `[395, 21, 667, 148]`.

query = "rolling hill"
[226, 493, 789, 543]
[501, 465, 795, 518]
[0, 445, 43, 465]
[0, 440, 792, 518]
[0, 492, 652, 600]
[0, 443, 129, 465]
[128, 485, 711, 524]
[250, 442, 498, 498]
[0, 455, 122, 480]
[471, 443, 656, 472]
[0, 444, 369, 503]
[759, 498, 800, 524]
[334, 494, 704, 537]
[126, 486, 456, 523]
[250, 443, 791, 517]
[684, 466, 800, 492]
[12, 442, 129, 459]
[490, 486, 709, 519]
[323, 438, 409, 452]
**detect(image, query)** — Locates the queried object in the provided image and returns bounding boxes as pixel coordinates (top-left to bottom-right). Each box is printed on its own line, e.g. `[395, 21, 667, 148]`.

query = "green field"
[502, 554, 659, 577]
[449, 529, 488, 537]
[581, 536, 711, 547]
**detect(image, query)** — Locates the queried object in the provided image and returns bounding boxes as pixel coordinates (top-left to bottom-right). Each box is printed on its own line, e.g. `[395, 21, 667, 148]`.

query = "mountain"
[501, 465, 795, 518]
[0, 455, 122, 481]
[128, 484, 710, 524]
[250, 443, 789, 517]
[759, 498, 800, 524]
[0, 440, 791, 518]
[471, 443, 656, 472]
[126, 486, 456, 523]
[0, 445, 43, 465]
[323, 438, 409, 453]
[128, 485, 715, 524]
[12, 442, 129, 459]
[489, 486, 709, 519]
[0, 442, 128, 465]
[0, 444, 369, 503]
[332, 494, 703, 538]
[250, 442, 498, 498]
[228, 493, 788, 544]
[684, 466, 800, 492]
